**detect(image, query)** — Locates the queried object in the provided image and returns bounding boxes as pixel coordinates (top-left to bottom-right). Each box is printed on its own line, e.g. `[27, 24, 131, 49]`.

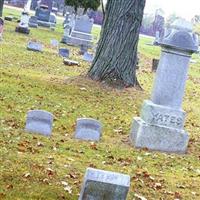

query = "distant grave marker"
[25, 110, 53, 136]
[50, 39, 59, 48]
[27, 41, 43, 52]
[59, 48, 69, 58]
[79, 168, 130, 200]
[83, 52, 94, 62]
[75, 118, 102, 141]
[29, 16, 38, 28]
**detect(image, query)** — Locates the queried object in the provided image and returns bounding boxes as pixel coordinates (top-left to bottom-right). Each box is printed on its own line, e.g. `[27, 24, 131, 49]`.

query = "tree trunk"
[0, 0, 4, 17]
[88, 0, 146, 87]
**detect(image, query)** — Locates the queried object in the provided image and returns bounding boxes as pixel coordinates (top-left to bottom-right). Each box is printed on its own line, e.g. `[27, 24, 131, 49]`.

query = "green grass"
[0, 7, 200, 200]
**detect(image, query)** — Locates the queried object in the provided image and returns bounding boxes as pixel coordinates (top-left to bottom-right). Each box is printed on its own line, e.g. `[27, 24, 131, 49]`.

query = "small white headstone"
[79, 168, 130, 200]
[50, 39, 59, 48]
[75, 118, 102, 141]
[25, 110, 53, 136]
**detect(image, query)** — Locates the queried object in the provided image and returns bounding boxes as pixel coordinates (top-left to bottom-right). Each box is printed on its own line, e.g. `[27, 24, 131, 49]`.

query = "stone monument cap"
[160, 19, 199, 53]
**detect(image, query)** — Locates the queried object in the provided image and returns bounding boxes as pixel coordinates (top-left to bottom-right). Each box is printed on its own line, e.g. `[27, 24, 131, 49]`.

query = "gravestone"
[75, 118, 102, 141]
[83, 52, 94, 62]
[4, 16, 13, 21]
[15, 12, 30, 34]
[152, 58, 159, 72]
[0, 18, 4, 41]
[63, 15, 93, 47]
[79, 168, 130, 200]
[61, 14, 75, 43]
[25, 110, 53, 136]
[59, 48, 69, 58]
[50, 39, 59, 48]
[35, 5, 56, 29]
[29, 16, 38, 28]
[27, 41, 43, 52]
[79, 44, 88, 55]
[130, 19, 199, 153]
[36, 5, 50, 22]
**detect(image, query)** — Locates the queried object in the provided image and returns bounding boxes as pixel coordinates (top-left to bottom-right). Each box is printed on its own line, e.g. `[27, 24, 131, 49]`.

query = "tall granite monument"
[130, 19, 199, 153]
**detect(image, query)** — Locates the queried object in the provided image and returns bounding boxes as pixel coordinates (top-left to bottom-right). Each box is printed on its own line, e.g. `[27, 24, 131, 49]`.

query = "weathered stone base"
[130, 117, 189, 153]
[15, 26, 30, 34]
[37, 20, 51, 27]
[62, 35, 92, 47]
[29, 23, 38, 28]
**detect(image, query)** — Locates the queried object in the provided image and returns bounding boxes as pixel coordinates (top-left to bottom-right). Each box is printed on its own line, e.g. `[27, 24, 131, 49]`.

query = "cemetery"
[0, 1, 200, 200]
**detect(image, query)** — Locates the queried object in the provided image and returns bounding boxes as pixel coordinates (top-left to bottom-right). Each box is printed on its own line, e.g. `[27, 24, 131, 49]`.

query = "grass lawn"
[0, 7, 200, 200]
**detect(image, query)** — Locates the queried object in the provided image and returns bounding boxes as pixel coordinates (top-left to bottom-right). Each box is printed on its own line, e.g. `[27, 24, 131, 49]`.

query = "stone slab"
[83, 52, 94, 62]
[64, 35, 92, 47]
[27, 41, 43, 52]
[25, 110, 53, 136]
[37, 20, 51, 27]
[140, 100, 186, 129]
[15, 26, 30, 34]
[130, 117, 189, 153]
[75, 118, 102, 141]
[79, 168, 130, 200]
[71, 31, 92, 41]
[59, 48, 69, 58]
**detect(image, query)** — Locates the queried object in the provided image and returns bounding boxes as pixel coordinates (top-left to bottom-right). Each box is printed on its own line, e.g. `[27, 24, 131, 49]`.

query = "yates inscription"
[151, 112, 183, 127]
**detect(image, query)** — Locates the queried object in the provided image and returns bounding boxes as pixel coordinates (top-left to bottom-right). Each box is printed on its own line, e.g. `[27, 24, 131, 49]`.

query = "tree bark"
[0, 0, 4, 17]
[88, 0, 146, 87]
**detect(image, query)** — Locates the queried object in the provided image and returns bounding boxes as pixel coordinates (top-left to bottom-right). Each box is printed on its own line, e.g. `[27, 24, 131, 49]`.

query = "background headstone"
[59, 48, 69, 58]
[75, 118, 102, 141]
[27, 41, 43, 52]
[25, 110, 53, 136]
[83, 52, 94, 63]
[79, 168, 130, 200]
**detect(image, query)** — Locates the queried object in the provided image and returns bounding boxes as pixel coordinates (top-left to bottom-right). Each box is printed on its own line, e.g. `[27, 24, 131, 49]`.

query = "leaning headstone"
[59, 48, 69, 58]
[50, 39, 59, 48]
[130, 19, 199, 153]
[75, 118, 102, 141]
[25, 110, 53, 136]
[79, 168, 130, 200]
[82, 52, 94, 62]
[0, 18, 4, 41]
[27, 41, 43, 52]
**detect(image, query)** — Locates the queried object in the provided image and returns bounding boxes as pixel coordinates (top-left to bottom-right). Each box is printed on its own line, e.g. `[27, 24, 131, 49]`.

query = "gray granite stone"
[160, 19, 198, 52]
[74, 15, 93, 34]
[75, 118, 102, 141]
[130, 117, 189, 153]
[130, 19, 198, 154]
[25, 110, 53, 136]
[29, 16, 38, 28]
[79, 168, 130, 200]
[83, 52, 94, 62]
[59, 48, 69, 58]
[27, 41, 43, 52]
[140, 100, 186, 129]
